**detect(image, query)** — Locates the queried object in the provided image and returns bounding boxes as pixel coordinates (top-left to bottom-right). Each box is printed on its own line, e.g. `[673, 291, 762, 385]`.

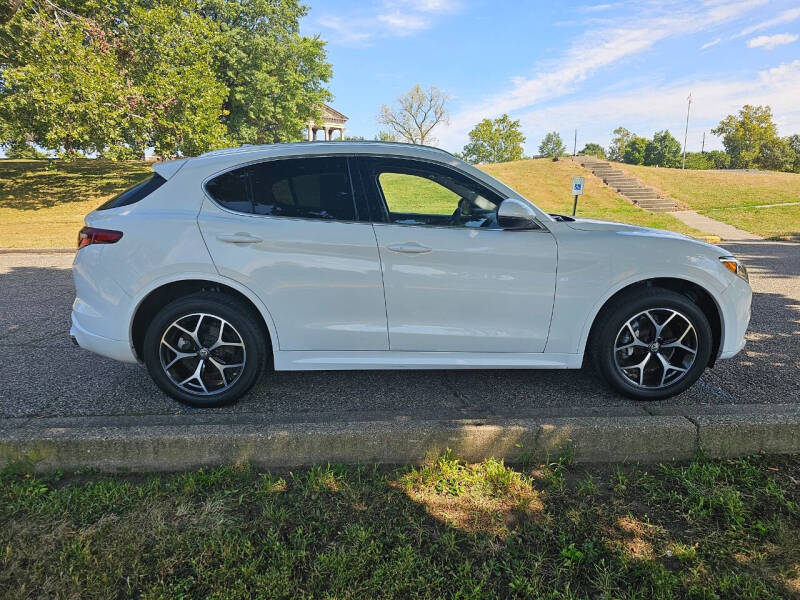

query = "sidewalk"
[669, 210, 762, 241]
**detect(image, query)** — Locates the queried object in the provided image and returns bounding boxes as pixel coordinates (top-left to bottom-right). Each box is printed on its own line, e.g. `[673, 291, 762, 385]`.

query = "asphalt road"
[1, 241, 798, 420]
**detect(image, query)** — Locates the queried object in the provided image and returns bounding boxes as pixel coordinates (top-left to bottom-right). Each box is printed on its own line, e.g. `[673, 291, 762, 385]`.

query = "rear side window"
[205, 157, 357, 221]
[97, 174, 166, 210]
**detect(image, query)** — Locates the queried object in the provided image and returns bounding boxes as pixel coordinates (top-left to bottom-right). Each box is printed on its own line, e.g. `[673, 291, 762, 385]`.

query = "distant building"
[307, 104, 348, 141]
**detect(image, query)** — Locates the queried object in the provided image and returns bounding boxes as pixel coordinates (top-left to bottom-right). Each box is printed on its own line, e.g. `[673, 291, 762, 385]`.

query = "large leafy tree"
[538, 131, 565, 158]
[0, 0, 331, 157]
[711, 105, 778, 169]
[461, 114, 525, 164]
[622, 136, 648, 165]
[644, 130, 682, 167]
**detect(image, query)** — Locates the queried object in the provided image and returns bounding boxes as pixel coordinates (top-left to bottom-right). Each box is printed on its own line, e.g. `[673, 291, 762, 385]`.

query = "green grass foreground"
[2, 453, 799, 598]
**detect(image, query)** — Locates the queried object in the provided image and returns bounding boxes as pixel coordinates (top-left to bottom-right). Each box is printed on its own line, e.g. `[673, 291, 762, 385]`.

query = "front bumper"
[717, 277, 752, 360]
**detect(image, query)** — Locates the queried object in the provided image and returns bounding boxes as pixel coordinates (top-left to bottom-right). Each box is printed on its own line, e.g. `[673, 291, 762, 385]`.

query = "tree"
[461, 114, 525, 164]
[707, 150, 730, 169]
[0, 0, 332, 157]
[378, 84, 449, 145]
[580, 143, 605, 158]
[622, 136, 648, 165]
[375, 131, 397, 142]
[2, 140, 48, 158]
[758, 137, 796, 172]
[608, 127, 633, 161]
[788, 135, 800, 173]
[538, 131, 565, 158]
[644, 130, 682, 167]
[711, 105, 778, 169]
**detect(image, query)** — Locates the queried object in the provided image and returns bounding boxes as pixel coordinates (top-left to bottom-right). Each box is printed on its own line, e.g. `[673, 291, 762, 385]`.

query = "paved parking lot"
[1, 241, 798, 421]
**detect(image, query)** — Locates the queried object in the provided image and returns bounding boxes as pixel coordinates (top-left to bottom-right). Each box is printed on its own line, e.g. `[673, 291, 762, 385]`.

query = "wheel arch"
[581, 277, 723, 367]
[129, 275, 278, 362]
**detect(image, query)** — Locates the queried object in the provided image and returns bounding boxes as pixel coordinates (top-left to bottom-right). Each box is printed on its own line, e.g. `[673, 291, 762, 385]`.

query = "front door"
[198, 156, 388, 351]
[357, 157, 557, 353]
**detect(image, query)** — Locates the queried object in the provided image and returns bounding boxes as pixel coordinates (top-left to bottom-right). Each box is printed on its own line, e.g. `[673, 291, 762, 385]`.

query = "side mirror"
[497, 198, 540, 230]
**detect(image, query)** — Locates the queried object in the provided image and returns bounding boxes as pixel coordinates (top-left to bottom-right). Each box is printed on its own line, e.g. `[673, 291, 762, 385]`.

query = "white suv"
[70, 142, 751, 407]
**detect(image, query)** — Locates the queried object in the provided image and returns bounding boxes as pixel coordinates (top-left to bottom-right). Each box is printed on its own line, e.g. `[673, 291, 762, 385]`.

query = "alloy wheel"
[613, 308, 698, 389]
[159, 312, 246, 396]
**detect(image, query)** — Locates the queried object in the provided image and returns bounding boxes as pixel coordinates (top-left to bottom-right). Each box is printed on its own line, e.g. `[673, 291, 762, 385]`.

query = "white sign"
[571, 176, 585, 196]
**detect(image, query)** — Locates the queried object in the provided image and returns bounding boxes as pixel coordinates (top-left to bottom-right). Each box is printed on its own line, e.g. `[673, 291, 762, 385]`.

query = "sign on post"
[571, 176, 585, 216]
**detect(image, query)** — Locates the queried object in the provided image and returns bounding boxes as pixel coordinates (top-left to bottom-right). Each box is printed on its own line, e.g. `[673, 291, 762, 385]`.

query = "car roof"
[186, 141, 456, 168]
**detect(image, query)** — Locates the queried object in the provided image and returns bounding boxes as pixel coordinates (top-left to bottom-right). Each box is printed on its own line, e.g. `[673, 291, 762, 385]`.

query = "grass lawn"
[1, 453, 799, 598]
[0, 159, 151, 248]
[617, 163, 800, 240]
[0, 157, 708, 248]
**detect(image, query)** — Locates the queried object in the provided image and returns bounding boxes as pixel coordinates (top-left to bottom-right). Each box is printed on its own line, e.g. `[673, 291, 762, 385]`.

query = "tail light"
[77, 226, 123, 249]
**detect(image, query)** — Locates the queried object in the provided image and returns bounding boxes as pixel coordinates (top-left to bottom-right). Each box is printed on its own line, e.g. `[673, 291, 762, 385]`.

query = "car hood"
[564, 217, 725, 252]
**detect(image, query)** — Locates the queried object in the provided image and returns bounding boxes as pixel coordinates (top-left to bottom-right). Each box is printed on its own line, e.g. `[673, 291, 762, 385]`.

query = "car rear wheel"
[591, 287, 713, 400]
[143, 292, 267, 407]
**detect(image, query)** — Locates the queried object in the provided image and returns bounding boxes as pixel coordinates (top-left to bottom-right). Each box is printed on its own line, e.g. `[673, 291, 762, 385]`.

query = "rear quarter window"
[97, 174, 167, 210]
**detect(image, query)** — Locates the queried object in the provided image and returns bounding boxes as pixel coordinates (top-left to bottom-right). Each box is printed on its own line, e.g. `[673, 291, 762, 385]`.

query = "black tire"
[142, 292, 268, 407]
[590, 287, 713, 400]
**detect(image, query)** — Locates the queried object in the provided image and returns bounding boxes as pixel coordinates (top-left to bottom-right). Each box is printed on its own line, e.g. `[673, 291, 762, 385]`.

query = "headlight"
[720, 256, 749, 283]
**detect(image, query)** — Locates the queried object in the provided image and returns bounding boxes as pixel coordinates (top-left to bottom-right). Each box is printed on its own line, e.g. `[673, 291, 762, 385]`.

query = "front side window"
[369, 161, 502, 228]
[205, 157, 357, 221]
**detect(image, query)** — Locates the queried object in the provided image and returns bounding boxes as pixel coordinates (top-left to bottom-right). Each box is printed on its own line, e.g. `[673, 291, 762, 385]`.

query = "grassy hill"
[0, 157, 706, 248]
[0, 160, 152, 248]
[479, 159, 704, 236]
[617, 163, 800, 240]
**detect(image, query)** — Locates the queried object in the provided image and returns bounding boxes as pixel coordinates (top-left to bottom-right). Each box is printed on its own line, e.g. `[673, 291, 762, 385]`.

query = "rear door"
[357, 156, 557, 353]
[198, 156, 388, 351]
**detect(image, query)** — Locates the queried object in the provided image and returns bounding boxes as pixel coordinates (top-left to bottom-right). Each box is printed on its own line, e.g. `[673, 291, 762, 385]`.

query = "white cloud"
[377, 11, 430, 35]
[438, 0, 766, 149]
[316, 0, 460, 46]
[738, 6, 800, 36]
[512, 60, 800, 154]
[700, 37, 721, 50]
[747, 33, 798, 50]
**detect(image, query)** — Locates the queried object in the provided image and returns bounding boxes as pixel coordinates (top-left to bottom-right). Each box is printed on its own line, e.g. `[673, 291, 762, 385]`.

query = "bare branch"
[377, 84, 449, 145]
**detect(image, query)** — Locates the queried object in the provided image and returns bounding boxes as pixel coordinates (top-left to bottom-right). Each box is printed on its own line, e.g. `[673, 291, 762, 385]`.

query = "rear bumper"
[70, 313, 137, 363]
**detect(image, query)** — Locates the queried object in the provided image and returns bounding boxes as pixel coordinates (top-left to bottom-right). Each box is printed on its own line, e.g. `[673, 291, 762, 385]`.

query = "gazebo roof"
[321, 104, 348, 124]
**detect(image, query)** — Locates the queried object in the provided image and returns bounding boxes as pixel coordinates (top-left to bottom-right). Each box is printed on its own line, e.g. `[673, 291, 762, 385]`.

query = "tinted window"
[97, 174, 166, 210]
[250, 157, 355, 221]
[370, 161, 502, 228]
[204, 167, 251, 213]
[205, 157, 357, 221]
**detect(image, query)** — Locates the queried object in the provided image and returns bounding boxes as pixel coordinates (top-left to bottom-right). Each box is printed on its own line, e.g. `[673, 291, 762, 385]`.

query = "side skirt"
[273, 351, 583, 371]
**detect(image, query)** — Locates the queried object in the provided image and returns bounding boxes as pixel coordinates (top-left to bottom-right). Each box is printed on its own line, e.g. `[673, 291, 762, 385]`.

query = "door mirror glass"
[497, 198, 540, 230]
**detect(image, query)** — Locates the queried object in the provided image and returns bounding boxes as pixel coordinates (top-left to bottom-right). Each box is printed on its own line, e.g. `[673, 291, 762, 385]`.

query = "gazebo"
[307, 104, 348, 141]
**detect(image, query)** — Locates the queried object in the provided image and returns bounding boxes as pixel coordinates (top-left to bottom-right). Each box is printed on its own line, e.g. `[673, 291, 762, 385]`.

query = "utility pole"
[573, 128, 577, 156]
[682, 92, 692, 169]
[701, 131, 705, 154]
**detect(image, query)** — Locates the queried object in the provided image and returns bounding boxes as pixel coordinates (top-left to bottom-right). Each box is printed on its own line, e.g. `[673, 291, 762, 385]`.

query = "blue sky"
[303, 0, 800, 154]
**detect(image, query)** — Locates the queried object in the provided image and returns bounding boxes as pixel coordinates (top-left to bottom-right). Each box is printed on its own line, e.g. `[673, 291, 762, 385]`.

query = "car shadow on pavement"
[1, 242, 798, 419]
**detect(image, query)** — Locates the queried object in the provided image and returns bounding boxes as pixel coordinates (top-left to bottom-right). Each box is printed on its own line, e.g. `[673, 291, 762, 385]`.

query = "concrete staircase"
[578, 156, 678, 212]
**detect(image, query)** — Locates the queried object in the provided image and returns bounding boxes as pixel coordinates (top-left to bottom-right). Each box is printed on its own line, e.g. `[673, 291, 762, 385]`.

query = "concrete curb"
[2, 404, 799, 472]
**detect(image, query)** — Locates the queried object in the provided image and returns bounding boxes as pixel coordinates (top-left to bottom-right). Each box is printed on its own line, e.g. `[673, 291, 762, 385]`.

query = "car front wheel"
[591, 287, 713, 400]
[142, 292, 267, 407]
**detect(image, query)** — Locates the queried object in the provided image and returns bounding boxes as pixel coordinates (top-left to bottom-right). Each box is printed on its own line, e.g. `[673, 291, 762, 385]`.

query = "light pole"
[682, 93, 692, 169]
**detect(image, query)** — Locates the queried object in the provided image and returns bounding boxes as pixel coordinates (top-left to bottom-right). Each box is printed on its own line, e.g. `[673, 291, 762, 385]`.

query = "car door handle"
[216, 233, 262, 244]
[387, 242, 432, 254]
